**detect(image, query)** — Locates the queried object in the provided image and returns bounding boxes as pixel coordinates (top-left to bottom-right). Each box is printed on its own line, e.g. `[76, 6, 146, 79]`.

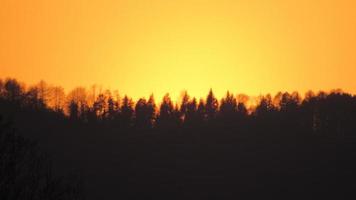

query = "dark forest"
[1, 78, 356, 199]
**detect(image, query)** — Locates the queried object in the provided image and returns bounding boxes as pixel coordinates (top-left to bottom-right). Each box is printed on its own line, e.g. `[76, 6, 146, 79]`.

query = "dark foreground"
[2, 120, 356, 200]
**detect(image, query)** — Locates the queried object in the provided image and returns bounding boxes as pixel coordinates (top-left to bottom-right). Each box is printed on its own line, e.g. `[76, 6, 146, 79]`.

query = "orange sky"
[1, 0, 356, 101]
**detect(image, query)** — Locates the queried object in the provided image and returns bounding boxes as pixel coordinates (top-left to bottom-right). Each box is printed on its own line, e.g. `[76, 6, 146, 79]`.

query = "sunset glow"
[1, 0, 356, 101]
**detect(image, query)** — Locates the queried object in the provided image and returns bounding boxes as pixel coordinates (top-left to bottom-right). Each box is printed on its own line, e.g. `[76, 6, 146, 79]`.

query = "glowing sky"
[1, 0, 356, 101]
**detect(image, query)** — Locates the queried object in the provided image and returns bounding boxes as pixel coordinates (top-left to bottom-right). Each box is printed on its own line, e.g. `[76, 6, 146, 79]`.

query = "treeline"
[2, 77, 356, 199]
[1, 78, 356, 137]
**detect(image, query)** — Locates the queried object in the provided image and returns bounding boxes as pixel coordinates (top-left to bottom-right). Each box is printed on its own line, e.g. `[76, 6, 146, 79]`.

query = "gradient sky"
[1, 0, 356, 101]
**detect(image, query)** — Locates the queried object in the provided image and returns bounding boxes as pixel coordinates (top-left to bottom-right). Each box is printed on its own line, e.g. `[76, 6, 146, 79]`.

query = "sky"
[1, 0, 356, 101]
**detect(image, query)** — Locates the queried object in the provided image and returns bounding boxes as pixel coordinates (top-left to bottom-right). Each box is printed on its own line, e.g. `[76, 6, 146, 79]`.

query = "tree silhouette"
[156, 93, 180, 129]
[67, 87, 87, 120]
[50, 86, 66, 112]
[36, 80, 50, 106]
[197, 98, 206, 123]
[3, 79, 22, 102]
[220, 91, 237, 120]
[93, 94, 106, 119]
[237, 102, 247, 116]
[120, 95, 134, 128]
[179, 91, 190, 120]
[254, 94, 274, 117]
[68, 100, 79, 121]
[205, 89, 218, 122]
[147, 94, 157, 126]
[25, 86, 46, 110]
[134, 97, 156, 129]
[107, 95, 118, 121]
[183, 97, 198, 127]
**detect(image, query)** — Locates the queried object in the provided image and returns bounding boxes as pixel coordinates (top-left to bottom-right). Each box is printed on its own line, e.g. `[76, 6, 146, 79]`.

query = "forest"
[1, 77, 356, 199]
